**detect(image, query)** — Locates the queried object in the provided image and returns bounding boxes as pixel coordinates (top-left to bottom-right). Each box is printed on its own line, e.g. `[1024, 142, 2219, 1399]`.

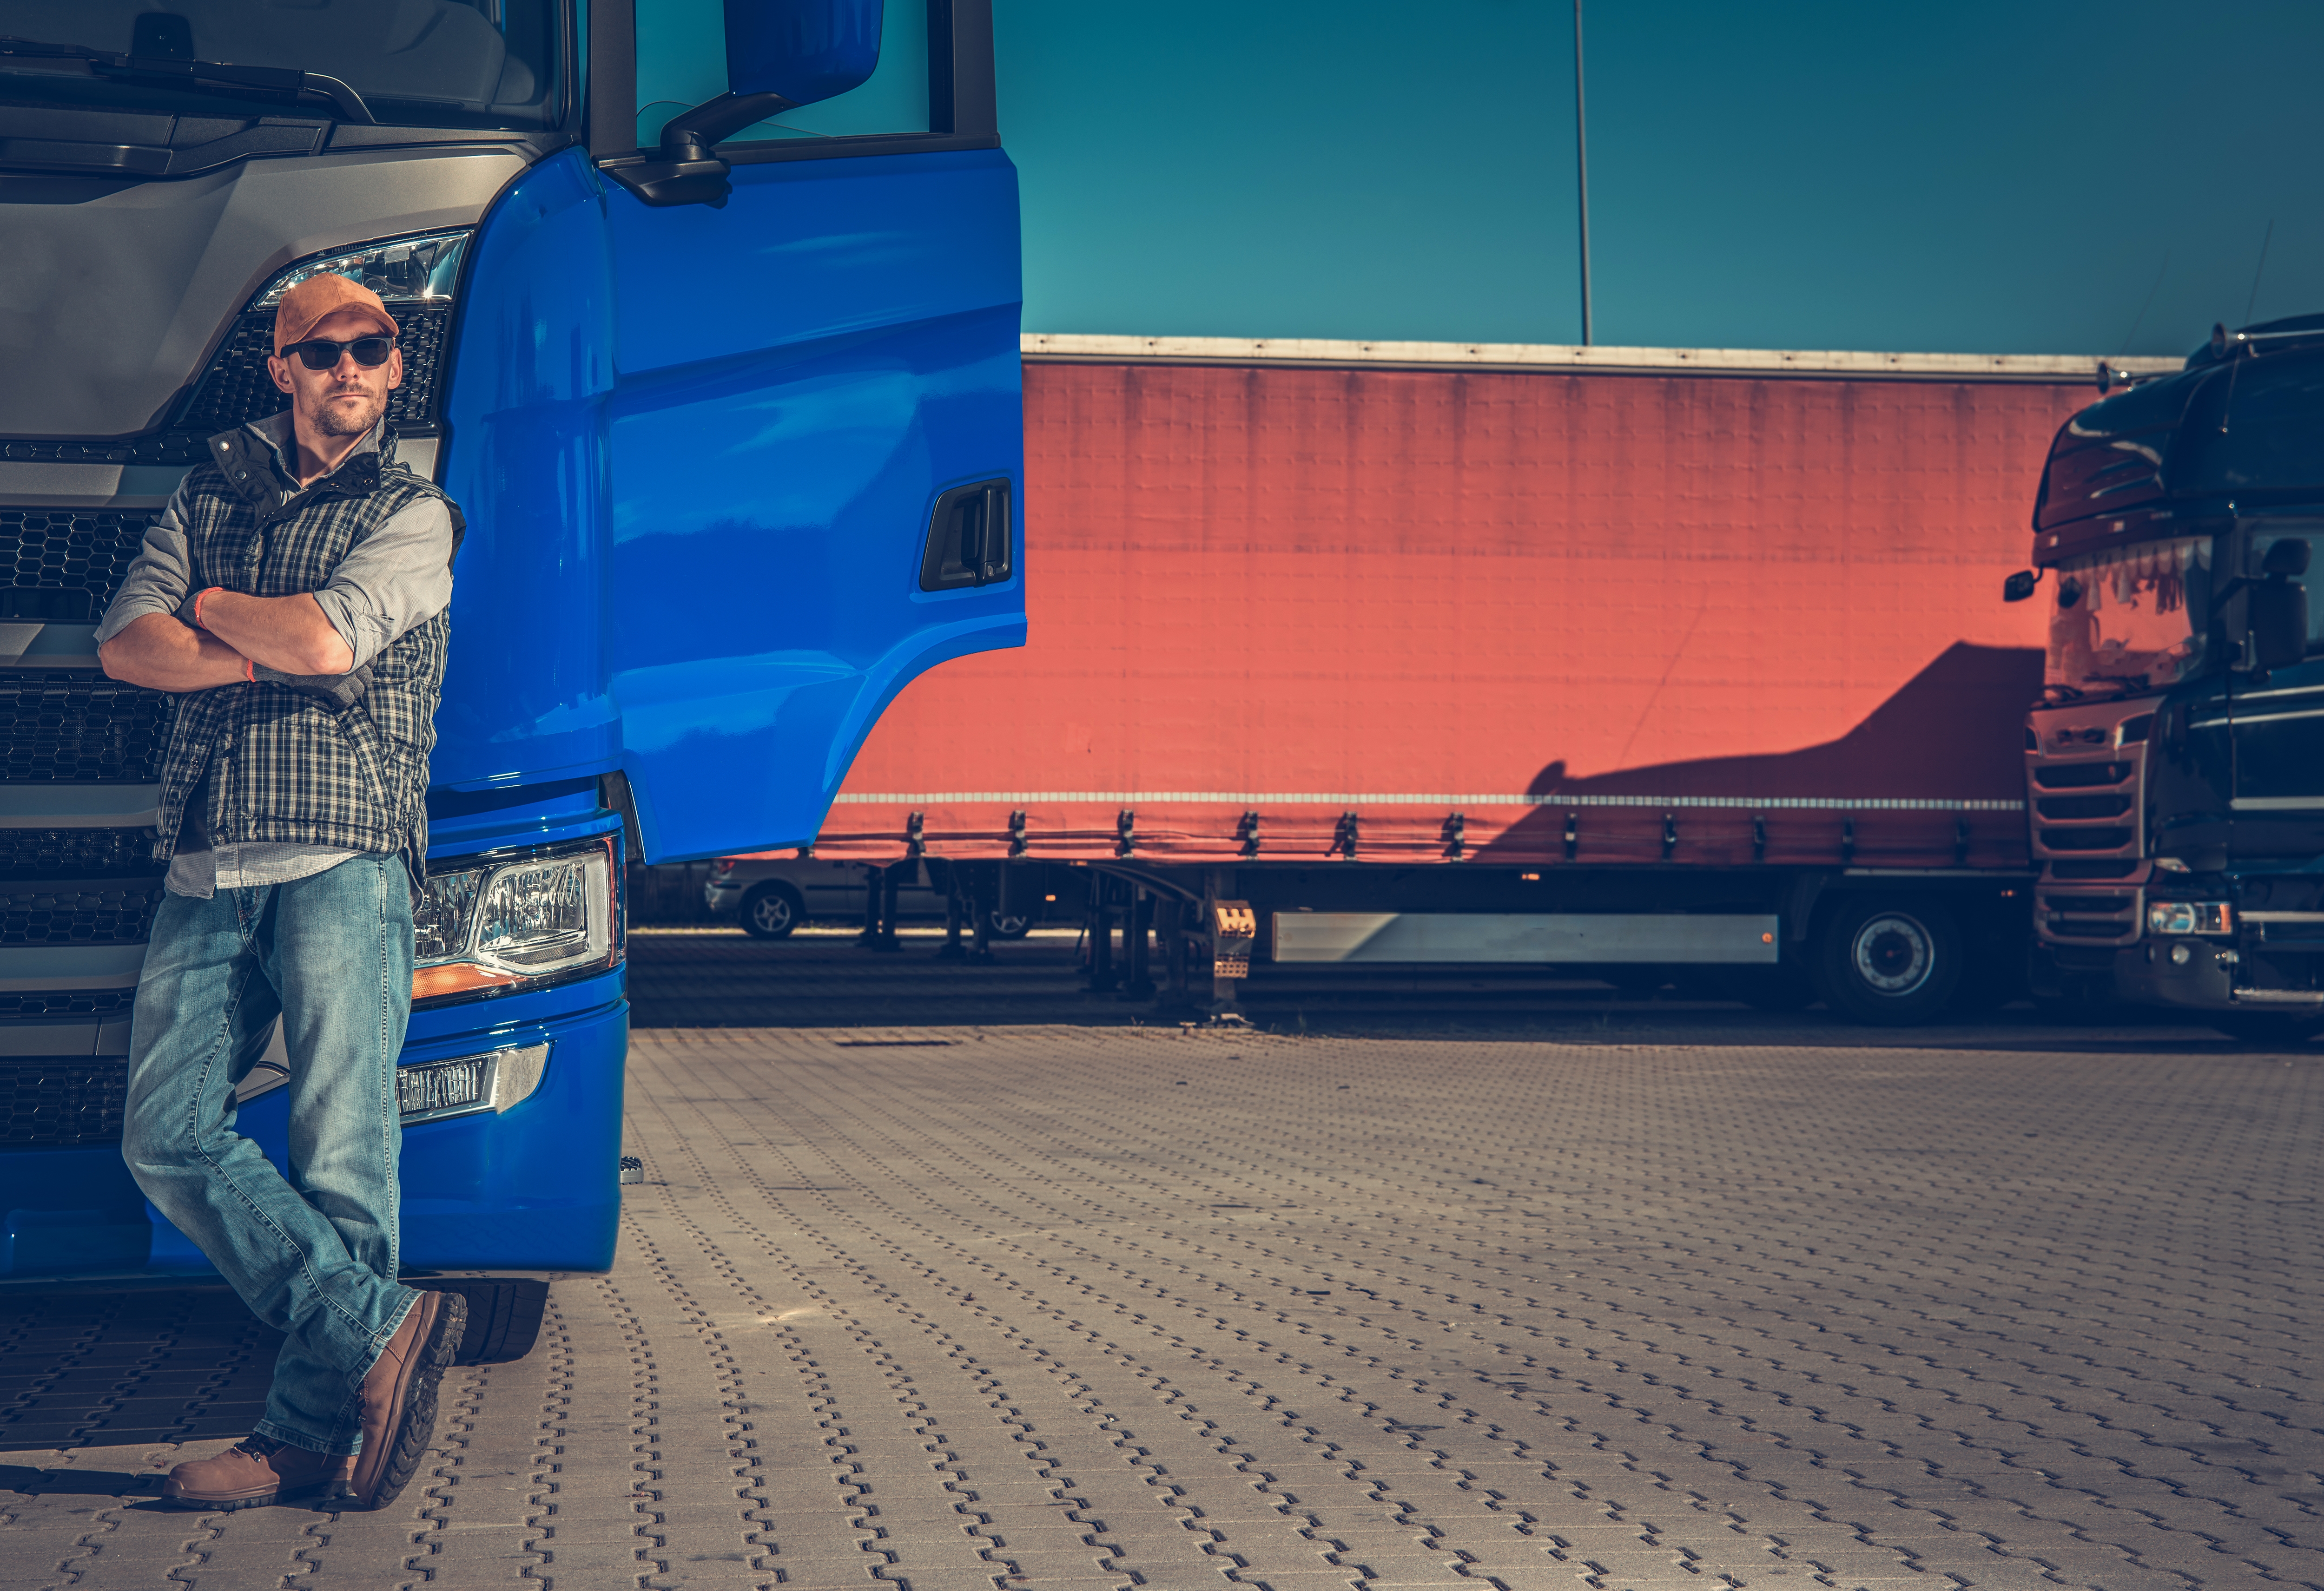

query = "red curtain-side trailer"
[781, 340, 2153, 1019]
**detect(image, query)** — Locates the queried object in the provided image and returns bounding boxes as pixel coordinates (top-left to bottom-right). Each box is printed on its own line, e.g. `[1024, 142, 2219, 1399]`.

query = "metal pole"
[1572, 0, 1592, 347]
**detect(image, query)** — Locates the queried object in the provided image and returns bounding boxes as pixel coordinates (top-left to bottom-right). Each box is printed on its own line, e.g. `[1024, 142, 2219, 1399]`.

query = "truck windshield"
[2044, 537, 2211, 700]
[0, 2, 564, 131]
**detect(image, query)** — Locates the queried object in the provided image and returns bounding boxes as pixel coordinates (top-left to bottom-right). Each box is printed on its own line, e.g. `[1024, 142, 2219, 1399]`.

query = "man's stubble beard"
[309, 386, 385, 438]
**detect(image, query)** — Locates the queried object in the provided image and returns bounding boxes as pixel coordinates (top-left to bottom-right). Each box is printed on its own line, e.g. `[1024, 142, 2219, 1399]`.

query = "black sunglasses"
[281, 336, 397, 371]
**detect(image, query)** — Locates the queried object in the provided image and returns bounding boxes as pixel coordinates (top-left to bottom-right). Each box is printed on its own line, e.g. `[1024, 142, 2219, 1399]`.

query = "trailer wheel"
[740, 882, 803, 939]
[1819, 898, 1962, 1025]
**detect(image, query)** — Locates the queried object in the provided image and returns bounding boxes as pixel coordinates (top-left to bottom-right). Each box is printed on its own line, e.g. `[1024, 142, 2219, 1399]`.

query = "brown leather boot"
[340, 1289, 466, 1510]
[162, 1434, 350, 1510]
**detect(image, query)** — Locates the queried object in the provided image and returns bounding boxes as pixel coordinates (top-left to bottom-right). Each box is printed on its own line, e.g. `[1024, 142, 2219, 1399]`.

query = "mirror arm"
[600, 89, 795, 210]
[658, 90, 799, 158]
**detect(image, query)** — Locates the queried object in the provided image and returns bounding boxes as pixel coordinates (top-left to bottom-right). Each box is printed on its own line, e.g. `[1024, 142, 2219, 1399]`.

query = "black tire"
[2207, 1011, 2324, 1046]
[986, 909, 1032, 940]
[1818, 897, 1963, 1026]
[739, 881, 803, 939]
[412, 1278, 549, 1365]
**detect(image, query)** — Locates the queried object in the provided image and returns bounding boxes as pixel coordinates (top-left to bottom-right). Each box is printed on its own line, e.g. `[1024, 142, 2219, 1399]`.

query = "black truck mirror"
[2251, 579, 2309, 670]
[2002, 569, 2041, 602]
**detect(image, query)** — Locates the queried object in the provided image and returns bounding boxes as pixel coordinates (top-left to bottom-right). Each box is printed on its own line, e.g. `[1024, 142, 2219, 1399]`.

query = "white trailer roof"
[1022, 332, 2182, 384]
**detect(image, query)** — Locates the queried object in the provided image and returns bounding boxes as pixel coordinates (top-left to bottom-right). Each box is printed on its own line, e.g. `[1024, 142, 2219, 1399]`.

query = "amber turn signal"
[411, 964, 523, 1001]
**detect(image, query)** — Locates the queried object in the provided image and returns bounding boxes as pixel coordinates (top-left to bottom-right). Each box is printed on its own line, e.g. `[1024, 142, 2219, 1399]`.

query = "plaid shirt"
[152, 426, 454, 885]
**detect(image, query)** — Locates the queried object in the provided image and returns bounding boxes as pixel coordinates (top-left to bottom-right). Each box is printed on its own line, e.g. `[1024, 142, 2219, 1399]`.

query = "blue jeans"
[122, 854, 419, 1457]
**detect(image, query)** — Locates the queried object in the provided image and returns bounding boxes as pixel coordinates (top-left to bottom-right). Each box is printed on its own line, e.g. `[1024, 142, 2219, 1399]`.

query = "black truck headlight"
[412, 836, 621, 1005]
[2147, 901, 2233, 936]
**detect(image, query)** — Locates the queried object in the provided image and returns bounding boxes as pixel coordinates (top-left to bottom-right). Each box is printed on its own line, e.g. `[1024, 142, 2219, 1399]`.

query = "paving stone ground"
[4, 952, 2321, 1589]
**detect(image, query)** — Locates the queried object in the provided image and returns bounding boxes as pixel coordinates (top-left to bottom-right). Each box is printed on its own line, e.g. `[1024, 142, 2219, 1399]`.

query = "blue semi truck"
[0, 0, 1022, 1351]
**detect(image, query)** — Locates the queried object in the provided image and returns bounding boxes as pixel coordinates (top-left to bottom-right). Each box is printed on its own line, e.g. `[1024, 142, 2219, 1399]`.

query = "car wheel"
[1818, 897, 1962, 1025]
[986, 909, 1032, 940]
[740, 882, 803, 940]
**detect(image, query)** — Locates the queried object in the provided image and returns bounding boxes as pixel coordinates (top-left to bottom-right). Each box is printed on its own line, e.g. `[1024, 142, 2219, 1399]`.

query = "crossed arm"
[99, 592, 354, 693]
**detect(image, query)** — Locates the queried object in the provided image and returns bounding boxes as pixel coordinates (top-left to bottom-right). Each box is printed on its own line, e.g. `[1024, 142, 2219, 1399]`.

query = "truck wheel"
[986, 908, 1032, 940]
[412, 1279, 548, 1364]
[1819, 898, 1962, 1025]
[2208, 1011, 2323, 1046]
[740, 882, 803, 939]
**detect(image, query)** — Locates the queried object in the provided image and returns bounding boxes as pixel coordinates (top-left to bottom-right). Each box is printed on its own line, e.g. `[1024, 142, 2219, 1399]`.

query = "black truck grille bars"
[0, 1057, 129, 1148]
[0, 507, 156, 621]
[0, 881, 165, 948]
[0, 828, 162, 881]
[0, 672, 173, 783]
[2028, 722, 2149, 947]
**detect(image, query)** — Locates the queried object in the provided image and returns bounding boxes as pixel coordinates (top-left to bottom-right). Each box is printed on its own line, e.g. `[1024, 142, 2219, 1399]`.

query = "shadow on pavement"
[0, 1288, 277, 1459]
[625, 926, 2306, 1053]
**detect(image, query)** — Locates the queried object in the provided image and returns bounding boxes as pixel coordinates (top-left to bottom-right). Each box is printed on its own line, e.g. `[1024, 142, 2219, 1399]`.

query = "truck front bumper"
[2110, 937, 2239, 1010]
[0, 972, 628, 1284]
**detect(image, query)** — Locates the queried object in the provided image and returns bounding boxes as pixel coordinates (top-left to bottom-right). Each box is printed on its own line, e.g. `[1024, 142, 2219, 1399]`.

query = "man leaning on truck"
[94, 272, 464, 1512]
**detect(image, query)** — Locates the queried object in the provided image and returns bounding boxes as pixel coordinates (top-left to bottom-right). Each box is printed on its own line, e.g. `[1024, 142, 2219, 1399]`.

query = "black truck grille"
[0, 672, 172, 782]
[0, 506, 157, 621]
[2033, 761, 2132, 789]
[0, 1057, 128, 1147]
[0, 881, 165, 947]
[2040, 826, 2135, 852]
[2037, 793, 2133, 820]
[0, 989, 136, 1019]
[2037, 886, 2141, 945]
[0, 828, 162, 881]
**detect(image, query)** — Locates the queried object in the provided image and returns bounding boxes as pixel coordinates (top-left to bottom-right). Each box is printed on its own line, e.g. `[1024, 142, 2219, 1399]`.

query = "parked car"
[705, 857, 1038, 940]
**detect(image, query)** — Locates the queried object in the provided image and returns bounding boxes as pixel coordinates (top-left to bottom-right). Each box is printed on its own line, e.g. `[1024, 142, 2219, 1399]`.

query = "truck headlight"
[247, 230, 471, 309]
[2147, 901, 2233, 936]
[412, 835, 621, 1005]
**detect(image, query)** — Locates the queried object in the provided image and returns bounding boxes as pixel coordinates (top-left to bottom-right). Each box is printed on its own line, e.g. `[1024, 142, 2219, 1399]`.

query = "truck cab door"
[595, 0, 1022, 862]
[2231, 526, 2324, 832]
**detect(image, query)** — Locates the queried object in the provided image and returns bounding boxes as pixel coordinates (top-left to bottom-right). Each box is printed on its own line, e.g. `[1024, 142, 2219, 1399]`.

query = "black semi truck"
[2013, 314, 2324, 1039]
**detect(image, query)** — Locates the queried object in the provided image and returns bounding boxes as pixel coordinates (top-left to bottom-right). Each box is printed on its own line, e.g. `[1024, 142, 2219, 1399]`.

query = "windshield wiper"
[0, 35, 374, 124]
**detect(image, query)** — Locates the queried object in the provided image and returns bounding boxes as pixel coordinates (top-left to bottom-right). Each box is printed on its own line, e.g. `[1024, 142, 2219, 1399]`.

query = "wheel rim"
[1851, 912, 1934, 996]
[748, 894, 792, 934]
[992, 914, 1028, 935]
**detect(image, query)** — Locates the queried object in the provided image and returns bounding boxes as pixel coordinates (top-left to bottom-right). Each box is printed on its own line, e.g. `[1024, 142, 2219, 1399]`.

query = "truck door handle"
[918, 480, 1013, 591]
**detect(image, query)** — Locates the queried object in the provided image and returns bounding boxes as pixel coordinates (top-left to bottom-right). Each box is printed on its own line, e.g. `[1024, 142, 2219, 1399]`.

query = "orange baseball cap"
[273, 273, 400, 353]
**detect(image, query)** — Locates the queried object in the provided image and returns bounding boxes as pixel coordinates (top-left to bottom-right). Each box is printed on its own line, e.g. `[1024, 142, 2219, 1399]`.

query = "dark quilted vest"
[154, 427, 453, 882]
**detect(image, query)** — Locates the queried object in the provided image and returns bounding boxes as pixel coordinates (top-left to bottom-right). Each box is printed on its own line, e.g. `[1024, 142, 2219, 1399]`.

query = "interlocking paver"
[7, 1016, 2324, 1589]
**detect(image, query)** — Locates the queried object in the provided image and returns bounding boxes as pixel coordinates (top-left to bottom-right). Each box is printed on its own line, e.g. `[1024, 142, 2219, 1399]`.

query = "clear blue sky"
[993, 0, 2324, 356]
[638, 1, 2324, 356]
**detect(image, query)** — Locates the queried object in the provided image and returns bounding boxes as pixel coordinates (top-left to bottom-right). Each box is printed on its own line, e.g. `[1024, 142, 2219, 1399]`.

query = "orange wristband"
[244, 657, 254, 684]
[192, 587, 218, 631]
